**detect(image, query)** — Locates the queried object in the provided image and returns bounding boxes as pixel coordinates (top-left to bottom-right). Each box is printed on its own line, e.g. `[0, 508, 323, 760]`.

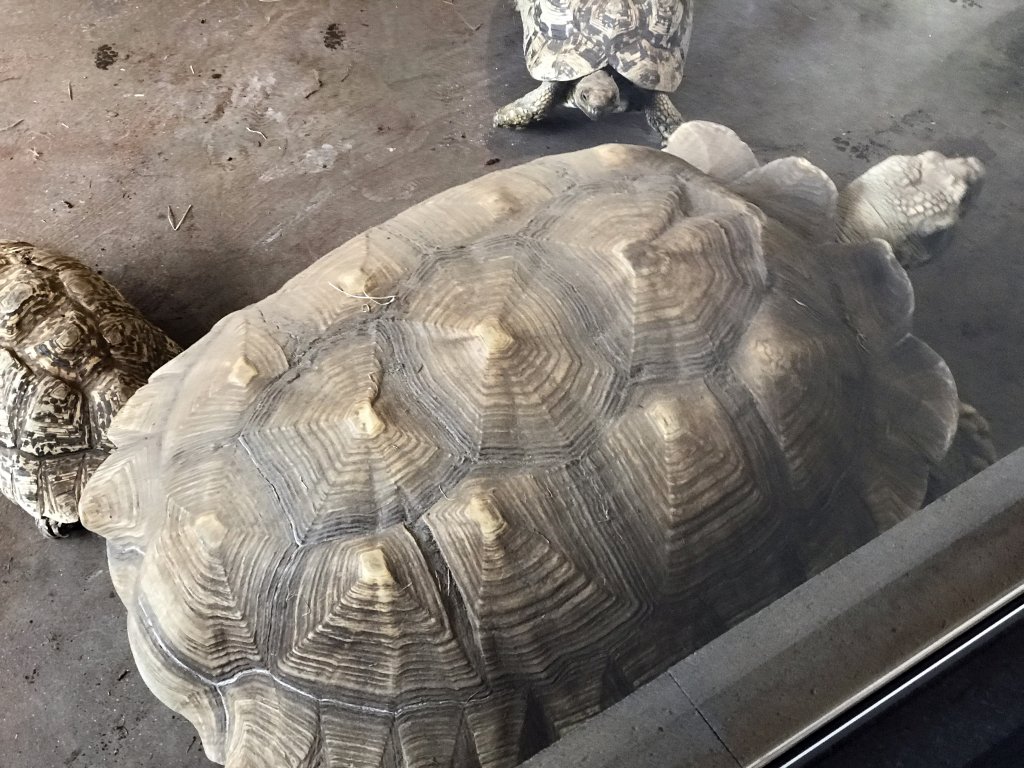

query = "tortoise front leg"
[644, 92, 684, 144]
[493, 81, 567, 129]
[926, 401, 997, 500]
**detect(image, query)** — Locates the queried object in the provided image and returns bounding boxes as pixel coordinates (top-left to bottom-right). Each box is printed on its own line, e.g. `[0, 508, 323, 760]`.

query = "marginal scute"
[663, 120, 760, 182]
[729, 157, 839, 241]
[856, 336, 959, 527]
[0, 349, 32, 448]
[319, 704, 396, 768]
[823, 238, 914, 352]
[38, 453, 98, 527]
[394, 705, 481, 768]
[127, 613, 227, 763]
[221, 675, 321, 768]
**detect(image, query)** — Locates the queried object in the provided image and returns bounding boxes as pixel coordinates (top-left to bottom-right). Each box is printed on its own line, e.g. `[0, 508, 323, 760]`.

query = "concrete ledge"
[525, 448, 1024, 768]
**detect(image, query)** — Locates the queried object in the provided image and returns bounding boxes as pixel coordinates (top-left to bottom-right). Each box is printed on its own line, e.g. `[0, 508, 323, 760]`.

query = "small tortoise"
[494, 0, 692, 140]
[0, 242, 180, 536]
[81, 125, 988, 767]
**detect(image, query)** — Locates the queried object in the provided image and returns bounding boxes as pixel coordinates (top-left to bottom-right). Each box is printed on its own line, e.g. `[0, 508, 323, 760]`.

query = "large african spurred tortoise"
[80, 123, 989, 766]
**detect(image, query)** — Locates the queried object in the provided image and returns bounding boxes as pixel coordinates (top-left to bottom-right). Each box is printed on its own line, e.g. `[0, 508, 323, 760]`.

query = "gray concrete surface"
[0, 0, 1021, 766]
[526, 448, 1024, 768]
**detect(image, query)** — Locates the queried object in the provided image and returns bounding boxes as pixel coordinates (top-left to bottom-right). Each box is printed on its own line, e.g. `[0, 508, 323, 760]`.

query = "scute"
[622, 209, 768, 380]
[384, 245, 627, 462]
[81, 144, 961, 766]
[220, 676, 320, 768]
[274, 528, 481, 702]
[732, 292, 866, 509]
[423, 470, 645, 727]
[519, 0, 693, 91]
[239, 330, 466, 545]
[136, 507, 289, 679]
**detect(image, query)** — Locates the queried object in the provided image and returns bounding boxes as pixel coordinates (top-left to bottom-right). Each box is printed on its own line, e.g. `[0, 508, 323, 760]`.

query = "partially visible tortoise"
[0, 242, 180, 536]
[81, 124, 989, 767]
[494, 0, 692, 140]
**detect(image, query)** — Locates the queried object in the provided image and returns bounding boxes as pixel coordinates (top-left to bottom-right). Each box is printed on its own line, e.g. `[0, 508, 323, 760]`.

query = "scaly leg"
[493, 81, 567, 129]
[926, 400, 998, 502]
[644, 92, 684, 144]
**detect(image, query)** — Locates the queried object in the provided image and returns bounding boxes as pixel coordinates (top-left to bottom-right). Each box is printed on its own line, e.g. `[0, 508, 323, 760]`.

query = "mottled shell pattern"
[81, 139, 958, 767]
[517, 0, 693, 91]
[0, 242, 180, 535]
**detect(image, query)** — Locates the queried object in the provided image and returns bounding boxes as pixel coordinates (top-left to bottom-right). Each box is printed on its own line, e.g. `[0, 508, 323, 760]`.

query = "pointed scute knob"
[474, 317, 515, 355]
[349, 400, 386, 438]
[466, 493, 508, 538]
[228, 356, 260, 387]
[357, 547, 395, 586]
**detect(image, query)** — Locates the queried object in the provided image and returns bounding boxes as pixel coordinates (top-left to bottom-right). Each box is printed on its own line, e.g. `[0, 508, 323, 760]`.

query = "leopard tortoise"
[0, 242, 180, 536]
[494, 0, 692, 140]
[80, 123, 990, 767]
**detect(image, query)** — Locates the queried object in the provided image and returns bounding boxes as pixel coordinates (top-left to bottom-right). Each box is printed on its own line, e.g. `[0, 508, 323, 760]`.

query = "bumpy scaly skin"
[493, 81, 568, 128]
[927, 401, 998, 501]
[645, 92, 685, 143]
[837, 151, 985, 267]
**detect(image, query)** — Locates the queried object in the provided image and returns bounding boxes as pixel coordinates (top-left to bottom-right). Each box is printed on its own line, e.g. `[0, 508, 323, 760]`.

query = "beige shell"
[80, 144, 958, 766]
[0, 242, 180, 536]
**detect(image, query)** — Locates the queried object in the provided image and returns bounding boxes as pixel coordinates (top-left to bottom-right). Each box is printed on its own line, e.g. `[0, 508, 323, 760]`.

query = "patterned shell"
[517, 0, 693, 90]
[80, 143, 959, 767]
[0, 242, 180, 536]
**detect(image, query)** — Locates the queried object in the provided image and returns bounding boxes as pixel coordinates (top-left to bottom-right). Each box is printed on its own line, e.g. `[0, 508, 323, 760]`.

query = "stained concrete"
[0, 0, 1020, 766]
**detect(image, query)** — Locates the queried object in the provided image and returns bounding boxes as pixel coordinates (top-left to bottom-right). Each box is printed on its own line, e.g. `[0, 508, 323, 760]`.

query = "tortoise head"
[838, 151, 985, 267]
[570, 71, 623, 121]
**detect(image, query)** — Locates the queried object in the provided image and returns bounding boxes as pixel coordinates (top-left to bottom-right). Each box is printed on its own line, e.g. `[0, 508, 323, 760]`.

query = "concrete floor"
[0, 0, 1020, 765]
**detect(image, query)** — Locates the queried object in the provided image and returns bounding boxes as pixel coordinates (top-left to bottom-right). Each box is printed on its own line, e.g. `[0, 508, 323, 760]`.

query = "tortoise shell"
[80, 143, 958, 766]
[0, 242, 180, 535]
[517, 0, 693, 91]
